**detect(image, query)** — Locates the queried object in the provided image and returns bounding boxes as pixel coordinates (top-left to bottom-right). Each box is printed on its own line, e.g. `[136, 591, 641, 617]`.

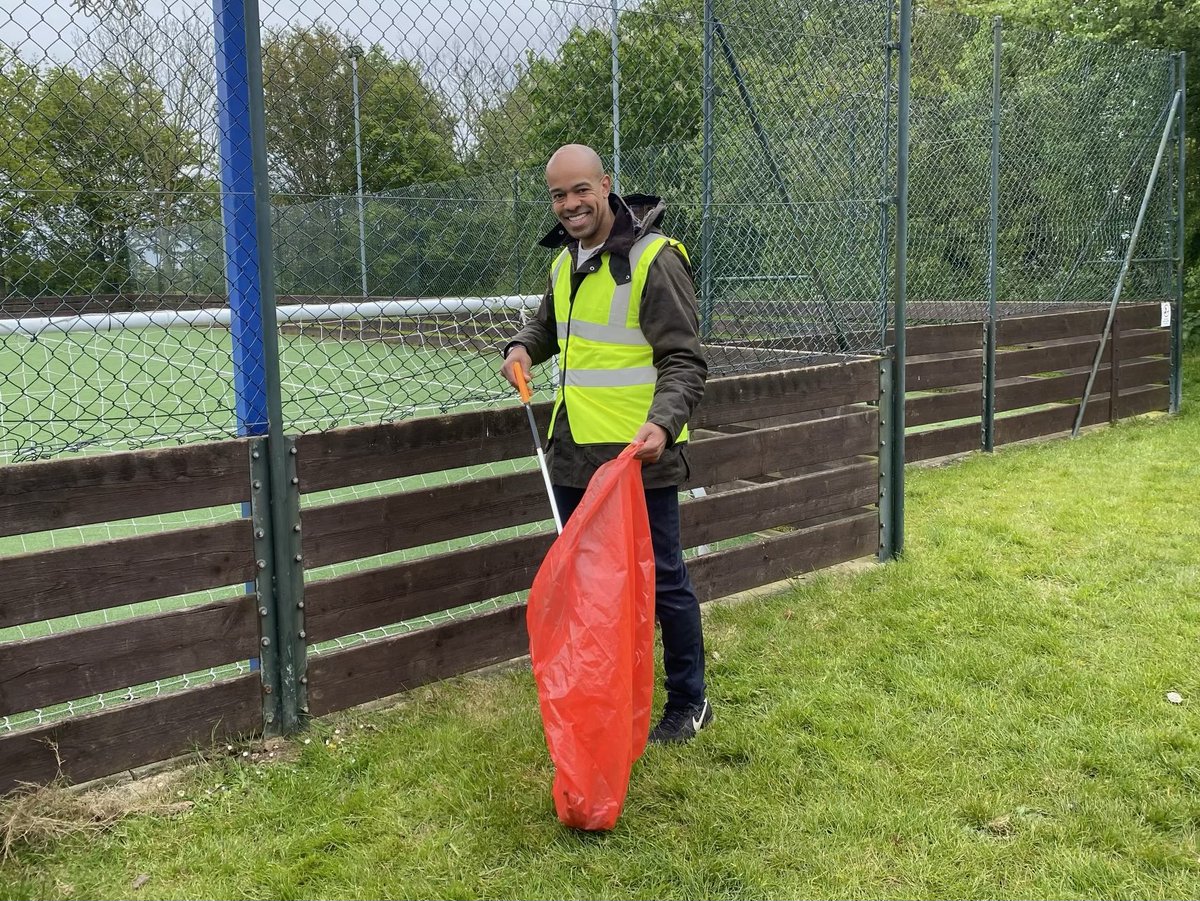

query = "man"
[500, 143, 712, 743]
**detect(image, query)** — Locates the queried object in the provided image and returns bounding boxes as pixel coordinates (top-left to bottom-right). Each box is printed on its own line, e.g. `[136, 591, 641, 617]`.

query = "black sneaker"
[649, 699, 713, 744]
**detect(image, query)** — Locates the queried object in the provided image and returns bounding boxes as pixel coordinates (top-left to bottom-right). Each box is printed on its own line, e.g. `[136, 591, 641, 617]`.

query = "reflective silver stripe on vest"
[607, 233, 664, 327]
[556, 320, 649, 346]
[564, 365, 658, 388]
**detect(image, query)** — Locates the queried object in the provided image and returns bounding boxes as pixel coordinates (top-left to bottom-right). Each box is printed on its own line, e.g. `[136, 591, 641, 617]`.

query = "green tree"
[261, 25, 461, 198]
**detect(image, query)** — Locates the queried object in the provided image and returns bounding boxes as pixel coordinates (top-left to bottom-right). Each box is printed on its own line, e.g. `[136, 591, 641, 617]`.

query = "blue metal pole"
[214, 0, 268, 438]
[213, 0, 271, 700]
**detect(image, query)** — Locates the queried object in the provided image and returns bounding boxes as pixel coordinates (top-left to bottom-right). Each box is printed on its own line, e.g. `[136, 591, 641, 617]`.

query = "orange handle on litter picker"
[514, 360, 533, 404]
[513, 362, 563, 534]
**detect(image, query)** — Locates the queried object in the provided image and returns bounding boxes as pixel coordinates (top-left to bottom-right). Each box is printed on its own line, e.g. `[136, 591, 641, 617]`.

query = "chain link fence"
[908, 10, 1180, 326]
[0, 0, 1182, 460]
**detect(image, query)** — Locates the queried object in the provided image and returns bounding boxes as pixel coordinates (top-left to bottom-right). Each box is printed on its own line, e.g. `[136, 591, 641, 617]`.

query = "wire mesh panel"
[907, 10, 992, 325]
[706, 0, 895, 362]
[998, 25, 1177, 314]
[1, 0, 237, 463]
[906, 10, 1178, 328]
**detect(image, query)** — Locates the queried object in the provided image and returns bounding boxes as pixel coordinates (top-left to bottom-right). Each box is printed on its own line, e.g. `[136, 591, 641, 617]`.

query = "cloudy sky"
[5, 0, 613, 65]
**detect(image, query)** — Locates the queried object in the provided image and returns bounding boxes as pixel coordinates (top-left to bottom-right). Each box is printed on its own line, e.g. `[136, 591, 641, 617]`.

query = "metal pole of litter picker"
[514, 362, 563, 534]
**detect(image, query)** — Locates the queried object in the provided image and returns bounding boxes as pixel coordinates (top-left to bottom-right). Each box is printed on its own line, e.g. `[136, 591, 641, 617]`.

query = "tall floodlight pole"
[349, 44, 368, 299]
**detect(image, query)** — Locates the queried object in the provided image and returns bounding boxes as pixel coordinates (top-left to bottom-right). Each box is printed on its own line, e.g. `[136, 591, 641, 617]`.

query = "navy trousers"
[552, 483, 706, 711]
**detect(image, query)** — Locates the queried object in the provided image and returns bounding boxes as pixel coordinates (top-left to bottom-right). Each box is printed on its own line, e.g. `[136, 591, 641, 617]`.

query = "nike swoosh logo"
[691, 701, 708, 733]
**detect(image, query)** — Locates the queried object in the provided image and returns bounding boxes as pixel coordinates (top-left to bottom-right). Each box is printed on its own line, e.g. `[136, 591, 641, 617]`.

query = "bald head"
[545, 143, 615, 248]
[546, 144, 606, 183]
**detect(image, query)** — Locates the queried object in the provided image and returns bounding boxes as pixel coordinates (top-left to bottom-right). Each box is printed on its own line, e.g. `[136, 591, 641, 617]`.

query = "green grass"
[1, 357, 1197, 899]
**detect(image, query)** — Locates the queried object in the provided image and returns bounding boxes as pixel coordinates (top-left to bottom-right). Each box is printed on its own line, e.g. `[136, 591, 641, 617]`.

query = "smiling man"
[500, 143, 712, 744]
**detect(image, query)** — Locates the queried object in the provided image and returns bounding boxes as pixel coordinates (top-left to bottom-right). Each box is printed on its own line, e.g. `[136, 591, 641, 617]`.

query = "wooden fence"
[906, 303, 1170, 462]
[0, 358, 881, 793]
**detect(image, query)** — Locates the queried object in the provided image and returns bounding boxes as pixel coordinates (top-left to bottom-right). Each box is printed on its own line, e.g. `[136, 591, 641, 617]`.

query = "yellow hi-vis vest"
[547, 232, 690, 445]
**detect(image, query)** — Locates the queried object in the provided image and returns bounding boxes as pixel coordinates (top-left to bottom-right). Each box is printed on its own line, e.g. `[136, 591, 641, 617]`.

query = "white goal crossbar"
[0, 295, 542, 338]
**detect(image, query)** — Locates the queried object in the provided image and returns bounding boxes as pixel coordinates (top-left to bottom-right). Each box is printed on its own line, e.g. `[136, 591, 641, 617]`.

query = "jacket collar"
[538, 192, 667, 262]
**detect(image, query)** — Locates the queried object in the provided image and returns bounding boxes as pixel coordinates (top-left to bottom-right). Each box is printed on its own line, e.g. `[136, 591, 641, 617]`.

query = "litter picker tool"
[513, 361, 563, 534]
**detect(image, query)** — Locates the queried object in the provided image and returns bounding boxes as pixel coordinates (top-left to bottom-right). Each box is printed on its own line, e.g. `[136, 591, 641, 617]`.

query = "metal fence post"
[983, 16, 1001, 452]
[1172, 51, 1187, 414]
[213, 0, 277, 728]
[876, 0, 895, 348]
[891, 0, 912, 556]
[877, 357, 895, 561]
[610, 0, 621, 193]
[214, 0, 307, 735]
[244, 0, 308, 733]
[700, 0, 715, 339]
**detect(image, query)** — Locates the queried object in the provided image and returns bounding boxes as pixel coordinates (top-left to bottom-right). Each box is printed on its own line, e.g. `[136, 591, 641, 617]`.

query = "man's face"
[546, 164, 613, 245]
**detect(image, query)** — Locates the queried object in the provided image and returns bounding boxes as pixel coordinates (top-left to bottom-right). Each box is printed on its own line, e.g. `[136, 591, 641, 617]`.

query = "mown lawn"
[2, 355, 1199, 901]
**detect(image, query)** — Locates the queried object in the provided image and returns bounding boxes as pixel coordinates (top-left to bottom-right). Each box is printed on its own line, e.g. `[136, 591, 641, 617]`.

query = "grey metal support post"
[876, 0, 895, 347]
[700, 0, 715, 338]
[1172, 51, 1186, 414]
[610, 0, 621, 193]
[877, 357, 895, 561]
[890, 0, 912, 556]
[349, 44, 368, 300]
[983, 16, 1001, 452]
[244, 0, 308, 731]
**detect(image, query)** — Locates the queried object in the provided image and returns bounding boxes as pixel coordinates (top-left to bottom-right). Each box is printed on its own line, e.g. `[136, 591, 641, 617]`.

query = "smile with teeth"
[565, 211, 590, 225]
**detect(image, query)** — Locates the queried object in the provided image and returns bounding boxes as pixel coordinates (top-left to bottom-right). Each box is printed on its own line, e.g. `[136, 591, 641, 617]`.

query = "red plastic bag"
[526, 443, 656, 831]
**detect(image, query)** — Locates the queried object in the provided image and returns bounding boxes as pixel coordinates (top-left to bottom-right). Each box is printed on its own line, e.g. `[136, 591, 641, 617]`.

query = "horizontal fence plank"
[294, 404, 551, 494]
[995, 384, 1167, 448]
[0, 674, 260, 796]
[689, 512, 878, 603]
[997, 335, 1108, 379]
[306, 532, 554, 644]
[996, 303, 1162, 345]
[304, 410, 877, 571]
[996, 397, 1107, 445]
[906, 352, 983, 391]
[1115, 384, 1170, 419]
[890, 321, 982, 356]
[682, 462, 878, 548]
[1118, 357, 1172, 389]
[297, 360, 879, 493]
[906, 421, 981, 463]
[996, 370, 1103, 413]
[996, 358, 1169, 414]
[307, 605, 530, 718]
[998, 329, 1167, 381]
[0, 520, 255, 630]
[305, 463, 878, 644]
[689, 411, 879, 487]
[0, 440, 250, 539]
[906, 387, 983, 428]
[692, 359, 878, 430]
[0, 597, 258, 717]
[1121, 328, 1170, 358]
[302, 469, 546, 570]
